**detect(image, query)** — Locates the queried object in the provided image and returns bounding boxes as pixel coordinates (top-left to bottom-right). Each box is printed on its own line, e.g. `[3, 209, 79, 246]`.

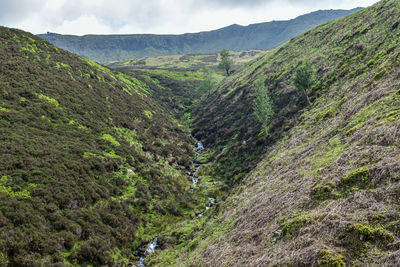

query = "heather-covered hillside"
[0, 26, 196, 266]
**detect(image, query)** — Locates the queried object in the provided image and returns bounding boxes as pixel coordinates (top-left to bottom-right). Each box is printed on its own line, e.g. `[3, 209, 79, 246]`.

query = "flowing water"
[136, 238, 159, 267]
[134, 138, 216, 266]
[189, 141, 204, 191]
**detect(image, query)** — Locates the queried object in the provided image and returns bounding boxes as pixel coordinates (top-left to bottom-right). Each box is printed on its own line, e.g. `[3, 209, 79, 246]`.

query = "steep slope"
[147, 0, 400, 265]
[0, 27, 196, 266]
[38, 9, 361, 63]
[113, 68, 205, 118]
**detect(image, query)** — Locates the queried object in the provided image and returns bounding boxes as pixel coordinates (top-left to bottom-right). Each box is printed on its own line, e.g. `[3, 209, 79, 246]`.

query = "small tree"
[293, 62, 315, 105]
[181, 112, 193, 130]
[218, 49, 233, 76]
[197, 68, 218, 95]
[254, 77, 274, 135]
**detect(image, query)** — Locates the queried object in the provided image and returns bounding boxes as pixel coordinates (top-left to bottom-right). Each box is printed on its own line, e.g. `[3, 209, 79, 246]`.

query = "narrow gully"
[134, 138, 216, 266]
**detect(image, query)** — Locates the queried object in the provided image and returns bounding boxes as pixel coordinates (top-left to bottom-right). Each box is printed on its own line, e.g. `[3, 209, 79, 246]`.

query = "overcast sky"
[0, 0, 379, 35]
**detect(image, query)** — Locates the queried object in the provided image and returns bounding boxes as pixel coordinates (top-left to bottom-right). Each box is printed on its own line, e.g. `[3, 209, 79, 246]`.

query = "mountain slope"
[38, 9, 361, 63]
[146, 0, 400, 265]
[0, 26, 196, 266]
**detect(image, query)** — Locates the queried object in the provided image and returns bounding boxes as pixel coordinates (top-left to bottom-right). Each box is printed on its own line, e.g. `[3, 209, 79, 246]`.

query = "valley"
[1, 0, 400, 266]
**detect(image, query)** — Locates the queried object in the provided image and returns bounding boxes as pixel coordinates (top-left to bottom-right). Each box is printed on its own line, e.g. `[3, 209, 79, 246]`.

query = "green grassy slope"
[107, 51, 261, 119]
[148, 0, 400, 265]
[114, 68, 205, 119]
[38, 9, 361, 63]
[0, 27, 196, 266]
[105, 50, 264, 73]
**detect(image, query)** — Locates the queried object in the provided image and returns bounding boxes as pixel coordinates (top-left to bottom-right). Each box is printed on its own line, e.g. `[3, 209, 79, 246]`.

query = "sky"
[0, 0, 379, 35]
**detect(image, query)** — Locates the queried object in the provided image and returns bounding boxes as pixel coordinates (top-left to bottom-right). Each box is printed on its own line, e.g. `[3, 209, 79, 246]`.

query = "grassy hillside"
[106, 51, 262, 118]
[105, 50, 264, 73]
[145, 0, 400, 265]
[0, 26, 198, 266]
[38, 9, 360, 63]
[113, 68, 205, 119]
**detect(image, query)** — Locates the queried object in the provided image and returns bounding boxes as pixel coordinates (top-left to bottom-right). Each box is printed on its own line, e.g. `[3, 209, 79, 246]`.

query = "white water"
[137, 238, 158, 267]
[197, 141, 204, 151]
[189, 141, 204, 190]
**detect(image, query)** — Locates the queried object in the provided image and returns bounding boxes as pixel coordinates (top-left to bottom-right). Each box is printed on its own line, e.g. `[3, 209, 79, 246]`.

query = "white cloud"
[0, 0, 380, 35]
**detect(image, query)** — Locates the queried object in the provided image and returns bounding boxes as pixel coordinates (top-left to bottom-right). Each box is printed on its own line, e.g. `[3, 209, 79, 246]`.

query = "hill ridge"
[38, 8, 361, 62]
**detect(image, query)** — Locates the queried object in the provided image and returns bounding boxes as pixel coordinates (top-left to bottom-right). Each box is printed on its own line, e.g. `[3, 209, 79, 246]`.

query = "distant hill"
[38, 8, 361, 63]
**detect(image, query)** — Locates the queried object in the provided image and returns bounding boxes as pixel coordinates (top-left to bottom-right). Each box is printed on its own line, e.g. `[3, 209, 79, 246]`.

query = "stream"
[134, 138, 216, 266]
[136, 238, 159, 267]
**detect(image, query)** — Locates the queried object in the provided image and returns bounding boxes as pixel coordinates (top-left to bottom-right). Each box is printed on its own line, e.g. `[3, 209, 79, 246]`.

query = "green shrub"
[311, 181, 335, 200]
[318, 249, 346, 267]
[338, 168, 370, 194]
[346, 223, 394, 242]
[282, 211, 312, 237]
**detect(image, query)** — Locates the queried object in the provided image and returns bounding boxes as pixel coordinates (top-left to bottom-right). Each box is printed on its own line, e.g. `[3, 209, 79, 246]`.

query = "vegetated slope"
[105, 50, 264, 74]
[149, 0, 400, 265]
[38, 9, 361, 63]
[112, 68, 205, 118]
[107, 51, 259, 118]
[0, 26, 196, 266]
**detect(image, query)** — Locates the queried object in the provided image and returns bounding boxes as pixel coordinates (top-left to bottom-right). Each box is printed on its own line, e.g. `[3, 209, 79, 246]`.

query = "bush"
[254, 77, 274, 135]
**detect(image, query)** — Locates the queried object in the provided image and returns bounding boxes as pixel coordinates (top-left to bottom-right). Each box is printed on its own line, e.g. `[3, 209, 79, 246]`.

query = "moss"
[345, 93, 400, 135]
[282, 211, 312, 237]
[0, 106, 10, 112]
[55, 62, 69, 69]
[311, 181, 336, 201]
[20, 42, 39, 54]
[0, 176, 36, 199]
[315, 96, 348, 122]
[307, 137, 346, 177]
[38, 93, 60, 107]
[103, 150, 124, 160]
[337, 168, 370, 194]
[143, 110, 153, 119]
[101, 133, 120, 147]
[318, 249, 346, 267]
[114, 127, 141, 147]
[346, 223, 394, 243]
[116, 72, 150, 96]
[312, 168, 371, 201]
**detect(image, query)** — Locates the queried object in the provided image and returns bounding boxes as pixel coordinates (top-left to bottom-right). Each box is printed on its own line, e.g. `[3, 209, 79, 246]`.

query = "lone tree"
[293, 61, 315, 105]
[218, 49, 233, 76]
[197, 68, 218, 95]
[254, 77, 274, 135]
